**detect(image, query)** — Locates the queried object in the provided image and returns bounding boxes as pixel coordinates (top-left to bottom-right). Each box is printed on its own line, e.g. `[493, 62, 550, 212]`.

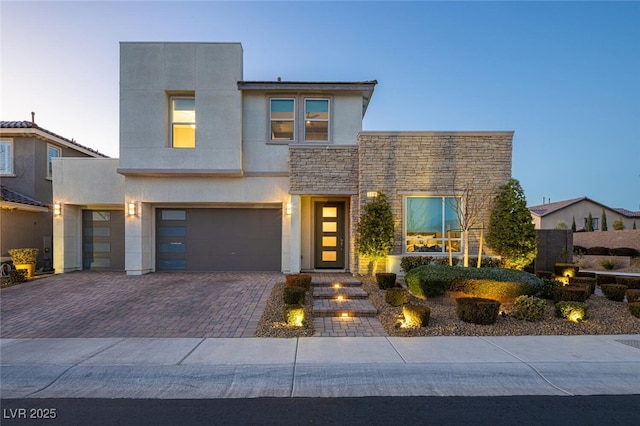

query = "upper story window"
[304, 99, 329, 142]
[584, 216, 599, 231]
[270, 98, 295, 141]
[47, 144, 61, 178]
[171, 97, 196, 148]
[405, 196, 462, 254]
[268, 97, 331, 143]
[0, 139, 13, 175]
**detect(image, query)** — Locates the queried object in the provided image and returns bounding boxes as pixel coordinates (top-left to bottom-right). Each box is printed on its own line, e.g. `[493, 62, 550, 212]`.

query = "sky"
[1, 0, 639, 211]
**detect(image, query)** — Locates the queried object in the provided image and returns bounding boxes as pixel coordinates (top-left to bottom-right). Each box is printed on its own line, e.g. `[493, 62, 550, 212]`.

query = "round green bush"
[552, 285, 587, 303]
[385, 287, 408, 307]
[513, 295, 546, 322]
[455, 297, 501, 325]
[617, 277, 640, 290]
[402, 304, 430, 327]
[376, 273, 397, 290]
[555, 301, 588, 321]
[600, 284, 627, 302]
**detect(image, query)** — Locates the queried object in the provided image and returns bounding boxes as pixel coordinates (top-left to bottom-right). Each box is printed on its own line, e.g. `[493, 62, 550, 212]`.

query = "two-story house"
[53, 42, 513, 276]
[0, 119, 108, 271]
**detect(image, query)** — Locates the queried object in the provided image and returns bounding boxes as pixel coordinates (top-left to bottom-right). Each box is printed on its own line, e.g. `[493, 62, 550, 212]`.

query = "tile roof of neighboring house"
[528, 196, 640, 218]
[0, 120, 109, 158]
[0, 185, 49, 208]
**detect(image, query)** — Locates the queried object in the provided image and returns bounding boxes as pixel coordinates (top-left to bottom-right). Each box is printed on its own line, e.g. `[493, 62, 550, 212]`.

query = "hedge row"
[573, 246, 638, 257]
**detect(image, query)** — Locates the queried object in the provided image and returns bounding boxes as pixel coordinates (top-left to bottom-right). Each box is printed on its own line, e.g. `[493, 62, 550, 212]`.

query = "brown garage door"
[156, 208, 282, 271]
[82, 210, 125, 271]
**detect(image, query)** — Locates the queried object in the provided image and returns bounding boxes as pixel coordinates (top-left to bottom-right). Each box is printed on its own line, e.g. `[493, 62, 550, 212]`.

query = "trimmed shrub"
[402, 304, 431, 327]
[9, 269, 27, 284]
[535, 271, 554, 280]
[587, 246, 610, 256]
[376, 273, 397, 290]
[450, 279, 538, 299]
[400, 256, 433, 273]
[456, 297, 501, 325]
[575, 271, 596, 279]
[385, 287, 408, 306]
[617, 277, 640, 290]
[629, 302, 640, 319]
[596, 274, 618, 285]
[513, 295, 546, 322]
[569, 276, 596, 295]
[283, 304, 305, 326]
[283, 286, 306, 305]
[573, 246, 587, 256]
[555, 301, 588, 322]
[405, 264, 544, 300]
[285, 274, 312, 290]
[467, 257, 504, 268]
[552, 285, 587, 303]
[609, 247, 638, 257]
[626, 289, 640, 303]
[600, 284, 627, 302]
[553, 263, 579, 278]
[538, 278, 562, 300]
[433, 257, 459, 266]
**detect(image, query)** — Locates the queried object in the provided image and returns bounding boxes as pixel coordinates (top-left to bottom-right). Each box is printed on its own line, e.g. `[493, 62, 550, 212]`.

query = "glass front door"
[314, 202, 345, 269]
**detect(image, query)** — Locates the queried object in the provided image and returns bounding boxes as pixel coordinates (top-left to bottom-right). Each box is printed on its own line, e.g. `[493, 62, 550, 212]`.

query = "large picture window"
[405, 196, 462, 253]
[171, 97, 196, 148]
[0, 140, 13, 175]
[270, 98, 295, 141]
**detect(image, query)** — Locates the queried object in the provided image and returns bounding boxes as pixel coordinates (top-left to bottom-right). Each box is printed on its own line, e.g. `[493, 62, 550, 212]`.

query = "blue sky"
[1, 1, 639, 210]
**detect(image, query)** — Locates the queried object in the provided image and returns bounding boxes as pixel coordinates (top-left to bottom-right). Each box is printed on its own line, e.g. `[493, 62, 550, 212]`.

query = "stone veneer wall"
[355, 131, 513, 275]
[288, 146, 358, 194]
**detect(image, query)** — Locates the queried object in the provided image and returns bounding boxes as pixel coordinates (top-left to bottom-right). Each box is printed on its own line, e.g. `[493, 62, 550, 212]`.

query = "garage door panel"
[156, 208, 282, 271]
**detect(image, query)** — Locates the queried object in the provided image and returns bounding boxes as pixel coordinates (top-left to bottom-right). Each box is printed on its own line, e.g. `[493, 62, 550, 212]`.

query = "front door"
[314, 202, 345, 269]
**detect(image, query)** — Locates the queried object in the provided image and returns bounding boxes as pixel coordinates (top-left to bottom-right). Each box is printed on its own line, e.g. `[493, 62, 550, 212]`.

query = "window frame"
[303, 98, 330, 142]
[403, 195, 463, 254]
[170, 95, 196, 148]
[269, 98, 296, 142]
[0, 139, 14, 175]
[266, 95, 332, 144]
[47, 144, 61, 178]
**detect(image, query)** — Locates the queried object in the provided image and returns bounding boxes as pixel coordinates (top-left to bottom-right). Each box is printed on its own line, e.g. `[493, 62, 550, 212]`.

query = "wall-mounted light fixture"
[53, 202, 62, 216]
[366, 191, 379, 198]
[127, 201, 137, 217]
[286, 202, 292, 215]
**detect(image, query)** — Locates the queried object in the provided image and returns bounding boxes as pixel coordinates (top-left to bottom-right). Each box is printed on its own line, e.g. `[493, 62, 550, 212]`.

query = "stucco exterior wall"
[53, 158, 124, 205]
[356, 131, 513, 275]
[118, 42, 243, 173]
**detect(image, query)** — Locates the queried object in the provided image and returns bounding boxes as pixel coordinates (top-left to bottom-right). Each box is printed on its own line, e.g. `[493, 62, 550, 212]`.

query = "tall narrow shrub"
[601, 209, 607, 231]
[586, 212, 594, 232]
[486, 179, 537, 270]
[571, 216, 576, 232]
[355, 192, 395, 275]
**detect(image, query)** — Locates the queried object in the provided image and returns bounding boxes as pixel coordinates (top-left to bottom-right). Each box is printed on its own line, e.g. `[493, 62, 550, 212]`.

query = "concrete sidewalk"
[2, 335, 639, 399]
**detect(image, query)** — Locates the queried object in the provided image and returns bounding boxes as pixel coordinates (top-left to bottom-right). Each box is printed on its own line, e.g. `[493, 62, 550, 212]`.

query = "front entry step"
[313, 287, 369, 299]
[312, 299, 378, 317]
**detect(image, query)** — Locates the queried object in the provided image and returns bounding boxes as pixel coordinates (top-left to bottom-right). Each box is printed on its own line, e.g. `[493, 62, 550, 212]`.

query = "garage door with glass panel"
[156, 208, 282, 271]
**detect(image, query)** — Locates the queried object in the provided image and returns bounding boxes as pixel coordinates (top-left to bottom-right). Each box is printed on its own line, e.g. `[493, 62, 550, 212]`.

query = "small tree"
[613, 219, 624, 231]
[571, 216, 576, 232]
[586, 212, 594, 232]
[486, 178, 537, 270]
[634, 220, 637, 230]
[356, 192, 395, 275]
[601, 209, 608, 231]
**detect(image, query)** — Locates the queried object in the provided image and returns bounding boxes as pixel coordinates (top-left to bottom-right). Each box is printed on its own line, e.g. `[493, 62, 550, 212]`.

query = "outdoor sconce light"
[127, 201, 137, 217]
[286, 202, 292, 215]
[366, 191, 379, 198]
[53, 202, 62, 216]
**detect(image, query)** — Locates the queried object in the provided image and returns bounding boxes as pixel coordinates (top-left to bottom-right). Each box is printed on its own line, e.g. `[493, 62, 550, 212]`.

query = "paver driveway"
[0, 272, 283, 338]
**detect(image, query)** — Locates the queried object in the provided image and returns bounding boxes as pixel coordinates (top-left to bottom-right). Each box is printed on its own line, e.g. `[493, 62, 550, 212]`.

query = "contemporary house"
[529, 197, 639, 232]
[53, 42, 513, 276]
[0, 119, 108, 271]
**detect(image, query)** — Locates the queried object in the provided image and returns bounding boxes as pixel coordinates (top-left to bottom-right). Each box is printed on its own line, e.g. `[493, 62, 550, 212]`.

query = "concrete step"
[312, 299, 378, 317]
[311, 279, 362, 288]
[313, 287, 369, 299]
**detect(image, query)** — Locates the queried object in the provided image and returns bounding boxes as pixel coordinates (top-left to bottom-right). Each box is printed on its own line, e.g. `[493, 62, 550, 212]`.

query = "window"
[270, 98, 295, 141]
[171, 97, 196, 148]
[0, 140, 13, 175]
[47, 144, 61, 178]
[405, 196, 462, 253]
[304, 99, 329, 141]
[584, 217, 599, 231]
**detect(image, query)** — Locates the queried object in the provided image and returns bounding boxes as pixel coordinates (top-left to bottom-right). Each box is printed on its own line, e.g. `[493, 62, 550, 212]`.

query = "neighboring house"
[0, 119, 108, 270]
[53, 42, 513, 276]
[529, 197, 639, 231]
